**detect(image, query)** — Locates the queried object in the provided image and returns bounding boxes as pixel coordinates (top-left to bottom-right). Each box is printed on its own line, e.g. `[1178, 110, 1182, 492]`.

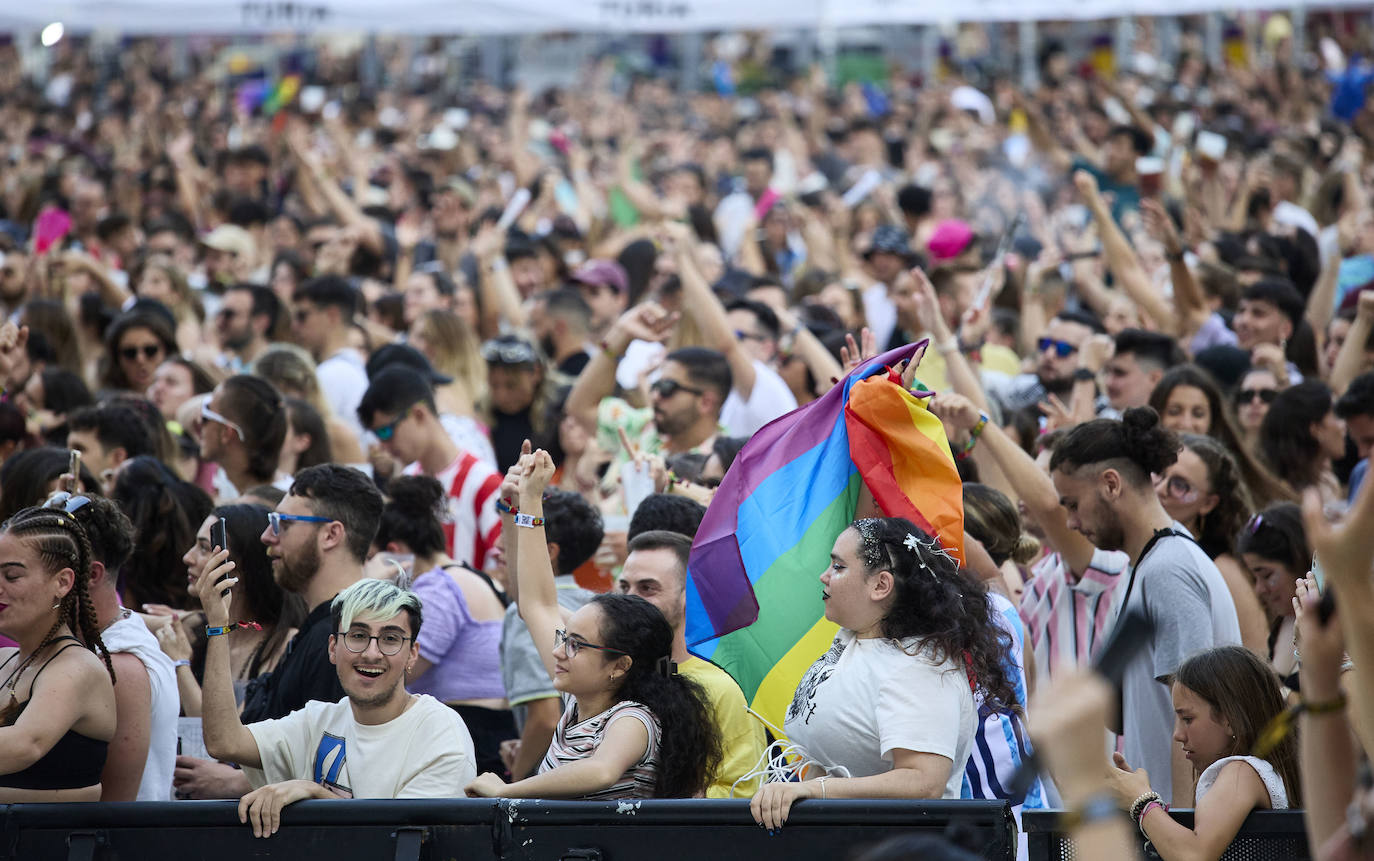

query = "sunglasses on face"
[120, 344, 163, 361]
[650, 378, 705, 399]
[373, 402, 422, 442]
[1037, 337, 1079, 358]
[201, 401, 246, 441]
[268, 511, 334, 536]
[1237, 388, 1278, 405]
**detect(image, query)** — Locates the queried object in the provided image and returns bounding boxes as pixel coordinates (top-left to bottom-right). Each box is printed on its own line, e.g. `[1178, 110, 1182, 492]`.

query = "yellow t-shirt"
[679, 656, 767, 798]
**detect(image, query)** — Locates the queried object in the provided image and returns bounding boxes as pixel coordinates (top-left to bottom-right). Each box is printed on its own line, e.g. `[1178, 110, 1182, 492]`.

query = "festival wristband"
[206, 621, 263, 638]
[495, 499, 517, 516]
[514, 513, 546, 529]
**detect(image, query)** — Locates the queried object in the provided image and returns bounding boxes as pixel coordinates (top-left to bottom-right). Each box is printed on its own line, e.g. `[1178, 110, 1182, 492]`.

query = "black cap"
[366, 343, 453, 385]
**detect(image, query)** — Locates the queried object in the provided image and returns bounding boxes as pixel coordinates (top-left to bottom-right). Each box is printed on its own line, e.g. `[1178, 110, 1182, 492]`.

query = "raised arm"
[470, 222, 526, 338]
[196, 548, 263, 769]
[1329, 291, 1374, 395]
[565, 302, 676, 436]
[1074, 171, 1176, 334]
[668, 226, 758, 398]
[1141, 198, 1212, 341]
[512, 450, 563, 682]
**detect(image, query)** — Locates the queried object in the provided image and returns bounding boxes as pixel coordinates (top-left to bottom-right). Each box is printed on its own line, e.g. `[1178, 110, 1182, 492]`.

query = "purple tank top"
[407, 566, 507, 702]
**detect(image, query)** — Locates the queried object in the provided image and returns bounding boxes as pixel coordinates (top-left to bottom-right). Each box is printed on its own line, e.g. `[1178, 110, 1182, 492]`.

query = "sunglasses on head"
[1237, 388, 1278, 405]
[120, 344, 163, 361]
[650, 378, 704, 399]
[481, 340, 538, 365]
[1037, 337, 1078, 358]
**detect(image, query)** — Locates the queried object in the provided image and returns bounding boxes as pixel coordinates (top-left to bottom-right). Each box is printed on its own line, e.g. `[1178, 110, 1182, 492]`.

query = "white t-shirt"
[317, 349, 370, 439]
[245, 694, 476, 798]
[783, 631, 976, 797]
[720, 360, 798, 437]
[101, 612, 179, 801]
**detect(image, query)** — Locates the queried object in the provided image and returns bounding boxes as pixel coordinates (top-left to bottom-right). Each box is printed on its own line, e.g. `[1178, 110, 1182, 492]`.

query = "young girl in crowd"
[1108, 646, 1301, 860]
[0, 506, 117, 801]
[1234, 503, 1310, 680]
[750, 517, 1016, 830]
[373, 475, 512, 776]
[464, 448, 719, 800]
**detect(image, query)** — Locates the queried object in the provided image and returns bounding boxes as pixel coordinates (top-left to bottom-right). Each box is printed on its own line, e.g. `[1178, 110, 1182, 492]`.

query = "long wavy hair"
[1174, 646, 1303, 807]
[1149, 366, 1293, 507]
[0, 507, 115, 725]
[851, 517, 1017, 712]
[215, 504, 306, 678]
[591, 592, 722, 798]
[111, 456, 213, 609]
[1258, 381, 1336, 494]
[1178, 433, 1255, 560]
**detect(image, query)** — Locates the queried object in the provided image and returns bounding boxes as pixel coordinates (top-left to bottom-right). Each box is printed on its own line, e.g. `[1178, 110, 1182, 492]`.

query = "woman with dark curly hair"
[464, 449, 720, 801]
[750, 516, 1016, 830]
[1148, 365, 1292, 508]
[1157, 434, 1269, 656]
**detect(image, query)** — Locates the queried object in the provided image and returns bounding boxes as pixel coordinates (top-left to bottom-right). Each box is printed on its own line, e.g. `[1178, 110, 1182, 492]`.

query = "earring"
[51, 600, 60, 610]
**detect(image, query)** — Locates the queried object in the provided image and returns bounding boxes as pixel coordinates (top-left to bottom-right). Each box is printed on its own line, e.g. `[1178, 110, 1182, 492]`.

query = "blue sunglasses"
[1037, 337, 1079, 358]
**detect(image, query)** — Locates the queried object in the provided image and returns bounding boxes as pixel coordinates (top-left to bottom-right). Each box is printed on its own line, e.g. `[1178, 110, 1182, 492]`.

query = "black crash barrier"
[1, 798, 1017, 861]
[1023, 808, 1311, 861]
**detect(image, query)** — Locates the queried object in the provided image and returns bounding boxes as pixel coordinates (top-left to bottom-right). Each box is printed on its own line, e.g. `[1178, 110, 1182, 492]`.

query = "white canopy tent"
[2, 0, 1367, 33]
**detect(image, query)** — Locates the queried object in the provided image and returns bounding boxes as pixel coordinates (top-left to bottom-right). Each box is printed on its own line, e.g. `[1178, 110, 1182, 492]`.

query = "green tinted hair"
[330, 578, 423, 639]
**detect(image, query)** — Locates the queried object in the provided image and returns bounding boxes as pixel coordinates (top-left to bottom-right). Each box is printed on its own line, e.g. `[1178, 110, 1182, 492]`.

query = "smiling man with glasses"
[199, 576, 475, 837]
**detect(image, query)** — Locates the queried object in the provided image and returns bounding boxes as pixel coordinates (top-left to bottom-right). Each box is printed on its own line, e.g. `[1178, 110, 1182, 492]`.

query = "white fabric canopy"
[3, 0, 1363, 32]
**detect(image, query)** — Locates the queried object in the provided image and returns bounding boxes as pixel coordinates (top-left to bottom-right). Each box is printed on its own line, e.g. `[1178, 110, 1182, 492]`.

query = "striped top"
[405, 450, 502, 571]
[962, 593, 1046, 812]
[1018, 548, 1129, 683]
[540, 699, 661, 800]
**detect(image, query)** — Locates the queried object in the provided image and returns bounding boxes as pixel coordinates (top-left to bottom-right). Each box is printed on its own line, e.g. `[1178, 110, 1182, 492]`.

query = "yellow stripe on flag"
[750, 615, 840, 733]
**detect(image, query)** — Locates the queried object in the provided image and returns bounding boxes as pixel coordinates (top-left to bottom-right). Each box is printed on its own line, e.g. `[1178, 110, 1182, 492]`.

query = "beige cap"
[200, 224, 255, 260]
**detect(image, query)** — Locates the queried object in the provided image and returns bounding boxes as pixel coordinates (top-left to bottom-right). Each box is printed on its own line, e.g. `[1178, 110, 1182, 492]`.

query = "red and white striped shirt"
[1018, 548, 1129, 683]
[405, 451, 502, 570]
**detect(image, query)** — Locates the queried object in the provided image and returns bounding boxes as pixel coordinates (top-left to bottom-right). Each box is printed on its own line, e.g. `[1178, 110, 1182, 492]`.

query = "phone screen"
[67, 450, 80, 492]
[1311, 552, 1326, 593]
[210, 518, 228, 555]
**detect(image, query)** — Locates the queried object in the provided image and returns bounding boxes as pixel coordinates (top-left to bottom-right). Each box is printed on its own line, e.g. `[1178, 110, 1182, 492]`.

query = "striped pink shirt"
[1018, 548, 1129, 682]
[405, 451, 502, 571]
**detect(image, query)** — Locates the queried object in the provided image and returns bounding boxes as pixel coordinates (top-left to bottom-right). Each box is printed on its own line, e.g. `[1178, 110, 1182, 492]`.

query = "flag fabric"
[684, 341, 965, 731]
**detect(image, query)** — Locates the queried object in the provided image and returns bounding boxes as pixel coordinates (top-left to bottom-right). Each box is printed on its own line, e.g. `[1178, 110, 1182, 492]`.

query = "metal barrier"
[0, 798, 1016, 861]
[1022, 809, 1311, 861]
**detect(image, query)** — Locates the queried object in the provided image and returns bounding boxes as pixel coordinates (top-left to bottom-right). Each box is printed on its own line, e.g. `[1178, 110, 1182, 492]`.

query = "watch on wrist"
[1073, 368, 1098, 383]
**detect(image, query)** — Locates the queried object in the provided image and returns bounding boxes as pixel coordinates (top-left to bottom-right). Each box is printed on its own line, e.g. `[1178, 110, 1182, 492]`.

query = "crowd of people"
[0, 18, 1369, 859]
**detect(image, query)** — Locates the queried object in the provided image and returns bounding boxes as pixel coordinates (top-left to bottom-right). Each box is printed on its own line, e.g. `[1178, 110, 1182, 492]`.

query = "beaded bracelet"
[1129, 790, 1161, 824]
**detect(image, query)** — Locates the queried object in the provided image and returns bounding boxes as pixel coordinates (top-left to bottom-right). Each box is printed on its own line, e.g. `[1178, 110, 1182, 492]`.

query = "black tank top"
[0, 641, 109, 790]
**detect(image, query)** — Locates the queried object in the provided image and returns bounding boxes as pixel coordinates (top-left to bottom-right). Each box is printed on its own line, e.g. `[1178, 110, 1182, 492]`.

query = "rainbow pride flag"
[685, 342, 965, 731]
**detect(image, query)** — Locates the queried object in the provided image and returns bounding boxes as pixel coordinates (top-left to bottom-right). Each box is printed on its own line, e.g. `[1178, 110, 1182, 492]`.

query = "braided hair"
[849, 517, 1017, 713]
[0, 507, 115, 725]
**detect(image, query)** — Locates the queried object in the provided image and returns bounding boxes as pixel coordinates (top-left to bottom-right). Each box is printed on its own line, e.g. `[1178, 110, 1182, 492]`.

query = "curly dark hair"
[543, 489, 603, 575]
[628, 494, 707, 542]
[850, 517, 1017, 712]
[1049, 406, 1179, 487]
[376, 475, 447, 559]
[1178, 433, 1254, 560]
[590, 592, 722, 797]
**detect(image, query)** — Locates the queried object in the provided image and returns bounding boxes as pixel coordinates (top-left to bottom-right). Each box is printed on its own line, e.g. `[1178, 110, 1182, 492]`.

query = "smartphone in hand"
[67, 450, 81, 493]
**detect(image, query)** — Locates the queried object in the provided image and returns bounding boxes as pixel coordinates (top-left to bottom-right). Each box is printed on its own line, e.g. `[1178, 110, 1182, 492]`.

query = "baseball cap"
[927, 220, 976, 263]
[366, 343, 454, 385]
[569, 259, 628, 294]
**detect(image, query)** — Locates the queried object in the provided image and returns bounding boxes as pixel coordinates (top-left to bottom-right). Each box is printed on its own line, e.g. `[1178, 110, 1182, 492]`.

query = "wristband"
[1138, 800, 1168, 836]
[1301, 692, 1348, 714]
[1073, 367, 1098, 383]
[495, 499, 517, 516]
[206, 621, 262, 638]
[172, 660, 191, 669]
[487, 257, 509, 272]
[599, 338, 623, 359]
[954, 414, 989, 462]
[935, 336, 959, 355]
[513, 512, 546, 529]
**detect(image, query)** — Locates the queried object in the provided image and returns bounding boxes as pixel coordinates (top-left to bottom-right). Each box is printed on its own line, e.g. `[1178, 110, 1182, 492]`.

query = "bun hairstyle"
[850, 517, 1018, 713]
[376, 475, 448, 560]
[0, 506, 116, 725]
[962, 484, 1041, 567]
[1049, 406, 1179, 485]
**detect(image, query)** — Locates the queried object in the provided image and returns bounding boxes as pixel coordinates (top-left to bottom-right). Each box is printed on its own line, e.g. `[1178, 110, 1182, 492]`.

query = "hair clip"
[655, 656, 677, 678]
[1247, 514, 1264, 534]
